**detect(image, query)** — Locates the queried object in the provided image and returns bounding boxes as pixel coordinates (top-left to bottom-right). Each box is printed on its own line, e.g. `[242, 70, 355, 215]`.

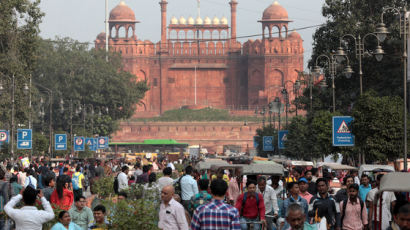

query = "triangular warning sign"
[281, 134, 287, 141]
[337, 121, 350, 133]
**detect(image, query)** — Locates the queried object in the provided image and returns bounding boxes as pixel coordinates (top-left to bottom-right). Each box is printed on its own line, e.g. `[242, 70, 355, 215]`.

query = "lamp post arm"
[340, 34, 359, 57]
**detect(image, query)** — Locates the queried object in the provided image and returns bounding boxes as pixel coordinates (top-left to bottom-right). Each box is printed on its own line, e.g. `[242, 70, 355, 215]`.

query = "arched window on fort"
[127, 27, 133, 38]
[281, 25, 287, 39]
[118, 26, 126, 38]
[186, 30, 194, 40]
[178, 30, 185, 40]
[203, 30, 211, 40]
[272, 26, 280, 38]
[263, 26, 269, 38]
[110, 27, 116, 38]
[220, 30, 228, 40]
[170, 30, 177, 40]
[212, 30, 219, 40]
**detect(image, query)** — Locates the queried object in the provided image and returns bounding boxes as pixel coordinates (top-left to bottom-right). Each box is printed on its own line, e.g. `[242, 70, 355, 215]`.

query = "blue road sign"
[86, 138, 97, 151]
[74, 136, 85, 151]
[55, 134, 67, 151]
[263, 136, 274, 151]
[98, 137, 108, 149]
[0, 130, 9, 143]
[278, 130, 289, 149]
[253, 136, 259, 148]
[17, 129, 32, 149]
[104, 137, 109, 149]
[333, 116, 354, 146]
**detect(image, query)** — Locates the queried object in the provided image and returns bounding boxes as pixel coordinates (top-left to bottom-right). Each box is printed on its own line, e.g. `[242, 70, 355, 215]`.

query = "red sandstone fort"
[95, 0, 304, 153]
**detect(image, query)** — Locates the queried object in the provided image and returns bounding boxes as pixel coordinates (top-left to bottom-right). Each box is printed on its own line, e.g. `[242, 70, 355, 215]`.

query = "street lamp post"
[60, 99, 82, 153]
[34, 83, 53, 158]
[335, 33, 384, 95]
[0, 74, 29, 157]
[375, 6, 408, 171]
[313, 54, 354, 113]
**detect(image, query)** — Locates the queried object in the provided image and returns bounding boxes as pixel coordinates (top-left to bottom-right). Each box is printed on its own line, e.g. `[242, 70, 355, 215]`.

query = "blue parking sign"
[263, 136, 274, 151]
[332, 116, 354, 146]
[17, 129, 32, 149]
[278, 130, 289, 149]
[55, 134, 67, 151]
[74, 136, 85, 151]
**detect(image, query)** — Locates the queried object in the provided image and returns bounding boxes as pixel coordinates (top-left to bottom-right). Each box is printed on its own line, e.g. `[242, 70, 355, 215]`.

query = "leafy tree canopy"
[32, 38, 149, 139]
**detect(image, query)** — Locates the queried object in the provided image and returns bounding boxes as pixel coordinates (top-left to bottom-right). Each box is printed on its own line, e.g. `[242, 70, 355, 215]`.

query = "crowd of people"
[0, 157, 407, 230]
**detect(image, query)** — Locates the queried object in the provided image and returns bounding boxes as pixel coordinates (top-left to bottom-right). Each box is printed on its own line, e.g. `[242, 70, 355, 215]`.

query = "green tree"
[310, 0, 405, 114]
[32, 38, 149, 139]
[0, 0, 43, 153]
[284, 116, 310, 160]
[352, 91, 404, 162]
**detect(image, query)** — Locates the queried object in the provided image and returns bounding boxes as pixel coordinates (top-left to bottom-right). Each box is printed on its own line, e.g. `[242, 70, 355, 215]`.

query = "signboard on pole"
[86, 138, 97, 151]
[0, 130, 9, 143]
[332, 116, 354, 146]
[17, 129, 32, 149]
[253, 136, 259, 148]
[55, 134, 67, 151]
[97, 137, 109, 149]
[74, 136, 85, 151]
[278, 130, 289, 149]
[263, 136, 274, 151]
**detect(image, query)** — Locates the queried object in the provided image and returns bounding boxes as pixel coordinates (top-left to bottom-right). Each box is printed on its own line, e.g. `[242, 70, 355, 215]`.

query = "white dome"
[221, 16, 228, 25]
[179, 16, 186, 24]
[195, 17, 203, 25]
[204, 16, 211, 25]
[212, 16, 220, 25]
[170, 16, 178, 25]
[187, 16, 195, 25]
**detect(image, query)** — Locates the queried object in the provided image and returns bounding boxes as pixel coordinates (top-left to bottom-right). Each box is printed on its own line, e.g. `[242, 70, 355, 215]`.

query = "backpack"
[72, 173, 81, 190]
[174, 175, 185, 196]
[241, 192, 260, 216]
[113, 176, 119, 194]
[0, 182, 8, 213]
[340, 198, 364, 225]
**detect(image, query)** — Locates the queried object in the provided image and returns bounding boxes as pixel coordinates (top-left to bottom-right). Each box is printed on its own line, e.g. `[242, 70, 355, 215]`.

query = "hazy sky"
[38, 0, 326, 69]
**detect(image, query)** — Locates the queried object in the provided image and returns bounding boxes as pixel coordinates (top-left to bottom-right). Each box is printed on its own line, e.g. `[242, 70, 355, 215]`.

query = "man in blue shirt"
[180, 165, 198, 215]
[359, 174, 371, 202]
[280, 182, 308, 230]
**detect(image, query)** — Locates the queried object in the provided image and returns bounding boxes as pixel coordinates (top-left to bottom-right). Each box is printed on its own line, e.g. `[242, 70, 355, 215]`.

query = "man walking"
[158, 167, 174, 191]
[158, 185, 189, 230]
[69, 195, 94, 230]
[190, 179, 212, 213]
[340, 184, 368, 230]
[367, 174, 396, 230]
[180, 166, 198, 213]
[299, 178, 313, 203]
[280, 182, 309, 230]
[335, 176, 354, 203]
[235, 180, 266, 230]
[72, 165, 85, 200]
[359, 174, 371, 203]
[117, 166, 129, 192]
[308, 178, 341, 230]
[191, 178, 241, 230]
[257, 176, 278, 230]
[286, 203, 318, 230]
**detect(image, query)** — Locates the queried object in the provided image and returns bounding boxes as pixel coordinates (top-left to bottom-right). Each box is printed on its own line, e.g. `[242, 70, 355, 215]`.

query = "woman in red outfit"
[50, 174, 74, 210]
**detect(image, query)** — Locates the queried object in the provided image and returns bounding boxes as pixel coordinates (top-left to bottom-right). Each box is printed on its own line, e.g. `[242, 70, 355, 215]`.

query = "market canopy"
[317, 162, 357, 171]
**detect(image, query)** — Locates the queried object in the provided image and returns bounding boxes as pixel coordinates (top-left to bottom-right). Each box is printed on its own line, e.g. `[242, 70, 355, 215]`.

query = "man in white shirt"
[257, 176, 279, 230]
[158, 185, 189, 230]
[118, 166, 129, 192]
[5, 186, 54, 230]
[367, 174, 396, 230]
[158, 167, 174, 191]
[24, 169, 37, 189]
